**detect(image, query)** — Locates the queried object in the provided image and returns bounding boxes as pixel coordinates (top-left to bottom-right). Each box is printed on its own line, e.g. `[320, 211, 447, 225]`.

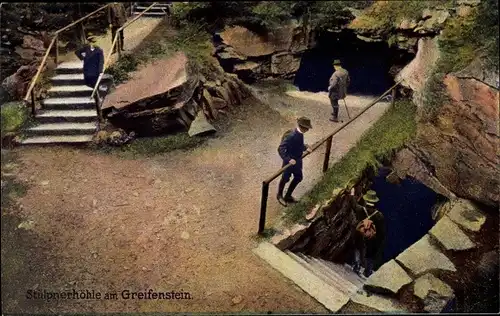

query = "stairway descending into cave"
[132, 2, 171, 17]
[21, 61, 98, 145]
[254, 242, 367, 313]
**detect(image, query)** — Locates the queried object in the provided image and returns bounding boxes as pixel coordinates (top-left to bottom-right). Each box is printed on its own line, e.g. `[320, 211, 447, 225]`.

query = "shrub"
[106, 54, 140, 84]
[1, 102, 29, 135]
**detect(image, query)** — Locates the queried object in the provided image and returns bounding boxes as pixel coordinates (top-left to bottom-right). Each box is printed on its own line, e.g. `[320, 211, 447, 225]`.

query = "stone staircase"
[132, 2, 171, 17]
[253, 242, 366, 312]
[21, 61, 98, 145]
[254, 242, 408, 313]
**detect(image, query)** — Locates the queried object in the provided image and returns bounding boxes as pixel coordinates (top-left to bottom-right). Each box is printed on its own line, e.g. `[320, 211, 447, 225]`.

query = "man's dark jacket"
[75, 45, 104, 78]
[278, 129, 307, 166]
[350, 196, 386, 270]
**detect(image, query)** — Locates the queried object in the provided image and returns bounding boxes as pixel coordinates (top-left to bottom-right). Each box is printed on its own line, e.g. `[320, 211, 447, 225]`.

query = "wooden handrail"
[55, 4, 111, 35]
[258, 80, 402, 234]
[23, 3, 112, 109]
[90, 2, 158, 101]
[23, 37, 57, 102]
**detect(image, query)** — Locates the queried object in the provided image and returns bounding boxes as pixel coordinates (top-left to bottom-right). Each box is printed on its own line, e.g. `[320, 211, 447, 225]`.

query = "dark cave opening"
[293, 30, 414, 96]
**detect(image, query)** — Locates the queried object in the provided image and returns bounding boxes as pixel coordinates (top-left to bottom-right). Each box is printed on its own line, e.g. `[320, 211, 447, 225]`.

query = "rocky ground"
[1, 85, 389, 313]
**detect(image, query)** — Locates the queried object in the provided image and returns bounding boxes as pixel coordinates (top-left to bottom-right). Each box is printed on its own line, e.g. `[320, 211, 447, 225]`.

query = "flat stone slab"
[430, 216, 476, 251]
[396, 235, 456, 276]
[447, 199, 486, 232]
[364, 259, 413, 294]
[414, 273, 454, 313]
[351, 290, 408, 313]
[253, 242, 349, 312]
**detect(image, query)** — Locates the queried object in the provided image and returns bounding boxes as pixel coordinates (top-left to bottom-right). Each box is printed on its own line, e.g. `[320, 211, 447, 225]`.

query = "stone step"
[322, 260, 366, 289]
[296, 253, 358, 295]
[132, 11, 168, 16]
[51, 74, 85, 85]
[253, 242, 349, 312]
[20, 135, 94, 145]
[56, 61, 83, 74]
[311, 258, 361, 294]
[25, 122, 97, 136]
[36, 110, 98, 123]
[48, 85, 93, 98]
[42, 97, 95, 110]
[288, 252, 352, 296]
[135, 5, 170, 10]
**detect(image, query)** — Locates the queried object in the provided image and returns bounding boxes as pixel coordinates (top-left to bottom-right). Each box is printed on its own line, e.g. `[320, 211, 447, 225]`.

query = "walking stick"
[342, 98, 351, 119]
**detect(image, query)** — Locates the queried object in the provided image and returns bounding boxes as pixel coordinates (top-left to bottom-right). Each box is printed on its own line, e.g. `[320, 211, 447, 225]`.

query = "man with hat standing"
[349, 188, 385, 277]
[108, 2, 128, 53]
[328, 59, 350, 123]
[277, 117, 313, 206]
[75, 34, 104, 99]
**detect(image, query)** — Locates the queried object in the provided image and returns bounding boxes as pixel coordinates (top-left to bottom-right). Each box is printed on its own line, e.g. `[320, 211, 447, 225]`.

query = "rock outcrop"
[413, 69, 499, 207]
[347, 1, 480, 53]
[213, 21, 313, 82]
[103, 53, 251, 136]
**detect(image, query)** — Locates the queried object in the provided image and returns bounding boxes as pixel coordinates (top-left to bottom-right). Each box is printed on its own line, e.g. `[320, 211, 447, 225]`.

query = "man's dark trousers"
[329, 90, 340, 119]
[277, 129, 306, 200]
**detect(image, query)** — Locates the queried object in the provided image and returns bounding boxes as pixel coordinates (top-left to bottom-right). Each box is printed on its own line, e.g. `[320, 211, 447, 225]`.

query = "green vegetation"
[0, 102, 30, 136]
[171, 1, 371, 33]
[95, 133, 207, 158]
[422, 0, 499, 122]
[283, 100, 417, 224]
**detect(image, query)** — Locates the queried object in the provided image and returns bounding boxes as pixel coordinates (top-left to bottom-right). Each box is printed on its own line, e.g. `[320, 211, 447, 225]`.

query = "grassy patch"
[0, 102, 30, 136]
[283, 100, 417, 224]
[95, 133, 206, 158]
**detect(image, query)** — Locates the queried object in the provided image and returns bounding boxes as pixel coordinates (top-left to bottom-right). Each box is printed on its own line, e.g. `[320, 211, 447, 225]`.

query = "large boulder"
[1, 62, 38, 100]
[103, 53, 251, 136]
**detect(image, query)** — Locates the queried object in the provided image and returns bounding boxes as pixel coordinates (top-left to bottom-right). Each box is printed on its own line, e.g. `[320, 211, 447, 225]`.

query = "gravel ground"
[1, 84, 389, 313]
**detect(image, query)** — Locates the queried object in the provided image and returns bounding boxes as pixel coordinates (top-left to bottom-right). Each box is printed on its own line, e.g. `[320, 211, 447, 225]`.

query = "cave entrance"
[369, 167, 444, 266]
[293, 30, 414, 96]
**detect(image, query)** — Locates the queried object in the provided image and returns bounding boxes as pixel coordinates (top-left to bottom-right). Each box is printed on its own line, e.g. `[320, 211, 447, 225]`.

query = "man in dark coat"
[349, 188, 385, 277]
[328, 59, 350, 122]
[277, 117, 313, 206]
[108, 2, 127, 53]
[75, 34, 104, 90]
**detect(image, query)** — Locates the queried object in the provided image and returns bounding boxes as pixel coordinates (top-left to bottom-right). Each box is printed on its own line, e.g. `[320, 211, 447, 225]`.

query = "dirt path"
[58, 17, 162, 66]
[2, 85, 389, 313]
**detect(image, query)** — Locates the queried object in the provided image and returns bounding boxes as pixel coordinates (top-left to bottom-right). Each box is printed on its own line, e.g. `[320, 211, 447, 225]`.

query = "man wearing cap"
[328, 60, 350, 123]
[75, 34, 104, 91]
[277, 117, 313, 206]
[349, 188, 385, 277]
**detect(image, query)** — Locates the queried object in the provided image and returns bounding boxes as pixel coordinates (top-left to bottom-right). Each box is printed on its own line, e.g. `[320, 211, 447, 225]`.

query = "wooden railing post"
[323, 135, 333, 173]
[258, 181, 270, 234]
[54, 34, 59, 65]
[93, 92, 103, 122]
[30, 88, 36, 116]
[117, 36, 122, 58]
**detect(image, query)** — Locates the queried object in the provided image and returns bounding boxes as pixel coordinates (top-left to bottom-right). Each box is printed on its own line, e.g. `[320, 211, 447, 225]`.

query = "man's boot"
[277, 178, 288, 206]
[330, 106, 339, 122]
[284, 178, 300, 203]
